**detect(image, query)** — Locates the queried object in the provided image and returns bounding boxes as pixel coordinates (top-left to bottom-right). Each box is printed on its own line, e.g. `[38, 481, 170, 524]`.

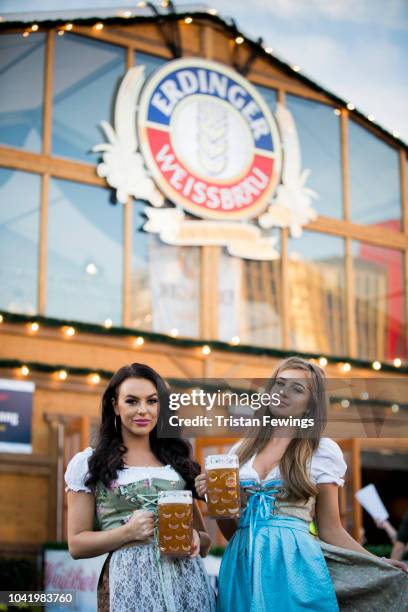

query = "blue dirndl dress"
[217, 478, 339, 612]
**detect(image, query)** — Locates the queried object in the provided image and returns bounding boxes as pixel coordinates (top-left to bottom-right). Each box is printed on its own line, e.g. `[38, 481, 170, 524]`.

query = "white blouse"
[64, 446, 181, 493]
[229, 437, 347, 487]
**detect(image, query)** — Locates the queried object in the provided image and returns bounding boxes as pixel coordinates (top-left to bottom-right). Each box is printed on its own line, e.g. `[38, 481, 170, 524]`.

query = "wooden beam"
[43, 30, 54, 156]
[340, 109, 350, 221]
[345, 237, 357, 358]
[249, 70, 334, 104]
[123, 197, 132, 327]
[200, 246, 220, 338]
[0, 146, 104, 186]
[201, 23, 214, 59]
[281, 227, 290, 349]
[73, 25, 173, 57]
[38, 174, 49, 314]
[122, 49, 134, 328]
[305, 215, 407, 250]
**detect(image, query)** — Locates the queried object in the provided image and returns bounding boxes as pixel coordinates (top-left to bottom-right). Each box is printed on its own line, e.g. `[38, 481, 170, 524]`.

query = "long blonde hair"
[237, 356, 327, 501]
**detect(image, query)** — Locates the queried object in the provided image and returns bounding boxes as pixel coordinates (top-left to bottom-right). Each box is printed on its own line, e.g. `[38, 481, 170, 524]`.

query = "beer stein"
[205, 454, 241, 519]
[158, 490, 193, 556]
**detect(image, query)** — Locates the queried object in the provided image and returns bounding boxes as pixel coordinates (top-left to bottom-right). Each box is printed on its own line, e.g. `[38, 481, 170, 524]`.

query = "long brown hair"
[237, 356, 327, 501]
[85, 363, 200, 494]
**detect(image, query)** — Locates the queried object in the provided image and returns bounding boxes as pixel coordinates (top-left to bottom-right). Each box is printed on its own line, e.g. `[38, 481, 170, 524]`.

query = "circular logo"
[138, 58, 282, 220]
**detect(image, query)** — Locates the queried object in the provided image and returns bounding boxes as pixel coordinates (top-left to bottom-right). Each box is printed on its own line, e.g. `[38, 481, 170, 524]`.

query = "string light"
[341, 362, 351, 372]
[29, 322, 40, 332]
[65, 23, 73, 30]
[264, 47, 273, 54]
[21, 365, 30, 376]
[340, 399, 350, 408]
[391, 404, 400, 413]
[207, 8, 218, 15]
[0, 314, 3, 323]
[231, 336, 240, 345]
[94, 23, 104, 30]
[121, 10, 132, 17]
[134, 336, 144, 347]
[372, 361, 381, 370]
[31, 24, 39, 31]
[86, 262, 98, 275]
[360, 391, 369, 400]
[62, 326, 76, 337]
[319, 357, 328, 367]
[104, 318, 113, 329]
[346, 102, 355, 111]
[393, 358, 402, 368]
[90, 373, 101, 384]
[368, 114, 375, 122]
[137, 1, 146, 7]
[161, 0, 169, 7]
[393, 131, 400, 138]
[184, 16, 193, 24]
[334, 109, 341, 116]
[58, 30, 65, 36]
[22, 31, 30, 38]
[291, 65, 300, 72]
[202, 345, 211, 355]
[58, 370, 68, 380]
[170, 328, 179, 337]
[235, 36, 244, 44]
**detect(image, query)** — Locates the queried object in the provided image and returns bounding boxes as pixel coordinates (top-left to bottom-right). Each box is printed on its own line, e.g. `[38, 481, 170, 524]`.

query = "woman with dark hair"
[65, 363, 216, 612]
[195, 356, 408, 611]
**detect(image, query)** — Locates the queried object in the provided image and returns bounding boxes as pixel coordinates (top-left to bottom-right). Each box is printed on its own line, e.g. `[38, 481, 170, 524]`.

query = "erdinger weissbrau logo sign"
[94, 57, 318, 259]
[137, 58, 281, 220]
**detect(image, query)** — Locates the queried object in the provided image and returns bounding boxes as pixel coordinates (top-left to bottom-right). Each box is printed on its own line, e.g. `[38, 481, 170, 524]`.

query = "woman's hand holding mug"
[195, 473, 208, 499]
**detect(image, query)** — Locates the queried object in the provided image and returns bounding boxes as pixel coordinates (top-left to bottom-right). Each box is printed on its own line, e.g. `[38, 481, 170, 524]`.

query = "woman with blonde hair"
[195, 356, 407, 611]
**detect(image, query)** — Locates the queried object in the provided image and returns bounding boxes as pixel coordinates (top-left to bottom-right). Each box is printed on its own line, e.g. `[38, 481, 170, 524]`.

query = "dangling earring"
[114, 415, 120, 434]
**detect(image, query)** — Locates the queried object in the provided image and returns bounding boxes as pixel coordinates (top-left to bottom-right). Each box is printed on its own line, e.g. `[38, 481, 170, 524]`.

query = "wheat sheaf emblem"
[197, 101, 228, 176]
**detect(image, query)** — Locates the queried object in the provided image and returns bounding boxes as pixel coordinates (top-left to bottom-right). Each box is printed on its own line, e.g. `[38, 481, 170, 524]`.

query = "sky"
[1, 0, 407, 143]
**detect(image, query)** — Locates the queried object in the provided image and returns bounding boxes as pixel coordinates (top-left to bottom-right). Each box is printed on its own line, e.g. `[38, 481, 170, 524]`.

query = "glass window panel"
[288, 231, 347, 355]
[52, 34, 125, 162]
[218, 233, 282, 347]
[286, 95, 343, 219]
[0, 33, 45, 152]
[46, 179, 122, 324]
[255, 85, 277, 113]
[131, 201, 200, 337]
[134, 51, 166, 78]
[349, 120, 401, 230]
[0, 168, 40, 313]
[352, 241, 406, 361]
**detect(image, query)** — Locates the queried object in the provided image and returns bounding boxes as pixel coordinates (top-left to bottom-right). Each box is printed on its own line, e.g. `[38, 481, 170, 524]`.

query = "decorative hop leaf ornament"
[92, 66, 164, 206]
[258, 103, 318, 238]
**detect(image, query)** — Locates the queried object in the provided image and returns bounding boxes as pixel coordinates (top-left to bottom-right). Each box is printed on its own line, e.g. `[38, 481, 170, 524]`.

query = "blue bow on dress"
[242, 479, 283, 561]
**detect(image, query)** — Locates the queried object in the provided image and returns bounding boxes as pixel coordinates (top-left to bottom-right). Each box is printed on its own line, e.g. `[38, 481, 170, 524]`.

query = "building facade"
[0, 9, 407, 556]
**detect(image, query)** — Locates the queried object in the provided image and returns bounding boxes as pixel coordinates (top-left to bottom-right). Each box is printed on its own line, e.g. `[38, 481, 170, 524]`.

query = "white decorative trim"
[258, 103, 319, 238]
[144, 207, 279, 260]
[92, 66, 164, 206]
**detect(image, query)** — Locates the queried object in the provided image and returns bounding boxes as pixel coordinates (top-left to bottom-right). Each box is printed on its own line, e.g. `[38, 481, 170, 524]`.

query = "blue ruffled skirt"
[217, 480, 339, 612]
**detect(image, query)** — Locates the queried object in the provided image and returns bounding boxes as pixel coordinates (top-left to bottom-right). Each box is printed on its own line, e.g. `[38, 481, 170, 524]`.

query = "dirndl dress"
[216, 478, 408, 612]
[64, 447, 216, 612]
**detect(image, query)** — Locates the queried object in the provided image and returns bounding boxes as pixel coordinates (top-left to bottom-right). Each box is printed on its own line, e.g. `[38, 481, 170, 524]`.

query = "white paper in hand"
[355, 484, 389, 522]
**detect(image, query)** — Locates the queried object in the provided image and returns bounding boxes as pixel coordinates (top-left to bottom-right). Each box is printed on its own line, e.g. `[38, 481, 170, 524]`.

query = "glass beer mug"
[205, 454, 241, 519]
[158, 490, 193, 556]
